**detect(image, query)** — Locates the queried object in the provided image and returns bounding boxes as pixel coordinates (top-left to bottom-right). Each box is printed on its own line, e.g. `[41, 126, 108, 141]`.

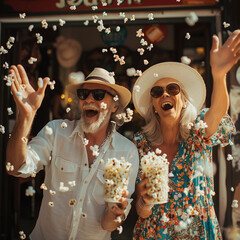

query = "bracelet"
[138, 196, 154, 210]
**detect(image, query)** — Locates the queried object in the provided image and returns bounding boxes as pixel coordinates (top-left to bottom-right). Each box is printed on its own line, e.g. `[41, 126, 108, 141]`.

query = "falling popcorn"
[185, 32, 191, 39]
[66, 107, 71, 113]
[144, 59, 149, 65]
[36, 33, 43, 44]
[147, 43, 154, 51]
[104, 157, 132, 202]
[117, 225, 123, 234]
[148, 13, 154, 20]
[231, 187, 234, 192]
[49, 190, 56, 195]
[45, 126, 53, 135]
[101, 102, 107, 110]
[7, 107, 13, 115]
[68, 181, 76, 187]
[154, 73, 159, 78]
[119, 12, 125, 18]
[114, 216, 122, 223]
[70, 5, 76, 10]
[19, 13, 26, 19]
[223, 21, 230, 28]
[102, 48, 108, 53]
[84, 20, 89, 26]
[92, 15, 98, 23]
[227, 154, 233, 161]
[83, 138, 89, 146]
[37, 77, 43, 88]
[181, 56, 191, 65]
[48, 202, 54, 207]
[90, 145, 100, 157]
[40, 183, 47, 190]
[133, 85, 140, 92]
[53, 25, 57, 31]
[116, 26, 121, 32]
[28, 57, 37, 64]
[59, 19, 66, 26]
[3, 62, 9, 69]
[141, 150, 169, 204]
[48, 80, 56, 90]
[137, 48, 145, 55]
[103, 11, 107, 17]
[28, 24, 34, 31]
[19, 231, 26, 239]
[92, 6, 98, 10]
[127, 68, 136, 77]
[61, 122, 67, 129]
[41, 19, 48, 29]
[130, 15, 135, 21]
[136, 29, 144, 38]
[25, 186, 36, 197]
[117, 0, 123, 5]
[0, 46, 8, 54]
[232, 200, 238, 208]
[69, 199, 76, 206]
[113, 95, 119, 102]
[59, 182, 69, 192]
[6, 162, 14, 171]
[185, 12, 198, 26]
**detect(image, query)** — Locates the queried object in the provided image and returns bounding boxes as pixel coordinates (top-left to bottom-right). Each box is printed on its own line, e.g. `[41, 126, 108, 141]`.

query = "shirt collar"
[69, 120, 117, 149]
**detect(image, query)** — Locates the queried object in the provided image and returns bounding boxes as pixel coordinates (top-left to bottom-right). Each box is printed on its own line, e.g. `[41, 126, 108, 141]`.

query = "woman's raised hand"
[210, 30, 240, 79]
[9, 64, 50, 118]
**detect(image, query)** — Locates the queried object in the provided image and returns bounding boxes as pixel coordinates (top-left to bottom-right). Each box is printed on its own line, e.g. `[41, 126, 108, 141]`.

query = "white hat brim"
[66, 80, 131, 108]
[132, 62, 206, 118]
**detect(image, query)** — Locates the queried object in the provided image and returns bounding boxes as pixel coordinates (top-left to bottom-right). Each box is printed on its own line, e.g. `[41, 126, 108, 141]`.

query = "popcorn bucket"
[104, 157, 132, 203]
[141, 151, 169, 204]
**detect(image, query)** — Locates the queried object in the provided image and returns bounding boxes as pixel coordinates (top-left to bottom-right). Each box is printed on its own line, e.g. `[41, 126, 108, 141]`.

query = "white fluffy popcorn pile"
[104, 157, 132, 202]
[141, 150, 169, 204]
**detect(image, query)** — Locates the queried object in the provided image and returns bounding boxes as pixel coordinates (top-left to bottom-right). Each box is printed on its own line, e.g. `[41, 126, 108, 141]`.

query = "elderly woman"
[132, 30, 240, 240]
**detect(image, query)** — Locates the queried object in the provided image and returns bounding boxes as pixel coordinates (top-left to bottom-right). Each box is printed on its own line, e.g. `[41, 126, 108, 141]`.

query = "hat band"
[85, 76, 111, 83]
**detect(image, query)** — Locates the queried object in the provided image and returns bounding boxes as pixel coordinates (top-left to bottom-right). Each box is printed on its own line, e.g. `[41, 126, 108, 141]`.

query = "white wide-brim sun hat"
[66, 67, 131, 108]
[132, 62, 206, 118]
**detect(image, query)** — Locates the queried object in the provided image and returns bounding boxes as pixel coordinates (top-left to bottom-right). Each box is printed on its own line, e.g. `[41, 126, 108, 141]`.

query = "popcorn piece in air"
[25, 186, 36, 196]
[61, 122, 67, 129]
[185, 32, 191, 39]
[49, 190, 56, 195]
[127, 68, 136, 77]
[19, 231, 26, 239]
[48, 80, 56, 90]
[144, 59, 149, 65]
[105, 28, 111, 34]
[181, 56, 191, 65]
[83, 138, 89, 146]
[28, 24, 34, 31]
[124, 18, 128, 23]
[137, 48, 145, 55]
[38, 77, 43, 88]
[69, 199, 76, 206]
[119, 12, 125, 18]
[48, 202, 54, 207]
[147, 43, 154, 51]
[102, 48, 108, 53]
[90, 145, 99, 157]
[36, 33, 43, 44]
[140, 38, 148, 46]
[3, 62, 9, 69]
[114, 216, 122, 223]
[148, 13, 154, 20]
[227, 154, 233, 161]
[136, 29, 144, 38]
[117, 0, 123, 5]
[185, 12, 198, 26]
[231, 187, 234, 192]
[45, 126, 53, 135]
[7, 107, 13, 115]
[84, 20, 89, 26]
[101, 102, 107, 110]
[92, 15, 98, 23]
[133, 85, 140, 92]
[68, 181, 76, 187]
[41, 19, 48, 29]
[117, 225, 123, 234]
[116, 26, 121, 32]
[0, 46, 8, 54]
[21, 137, 28, 144]
[19, 13, 26, 19]
[113, 95, 119, 102]
[53, 25, 57, 31]
[104, 157, 132, 203]
[232, 200, 238, 208]
[92, 6, 98, 10]
[59, 19, 66, 26]
[6, 162, 14, 171]
[59, 182, 69, 192]
[103, 11, 107, 17]
[28, 57, 37, 64]
[70, 5, 76, 10]
[223, 21, 230, 28]
[40, 183, 47, 190]
[66, 107, 71, 113]
[141, 150, 169, 204]
[130, 15, 136, 21]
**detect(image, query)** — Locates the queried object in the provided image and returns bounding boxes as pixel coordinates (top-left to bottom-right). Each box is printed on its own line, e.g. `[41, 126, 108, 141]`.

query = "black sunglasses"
[77, 89, 115, 101]
[150, 83, 180, 98]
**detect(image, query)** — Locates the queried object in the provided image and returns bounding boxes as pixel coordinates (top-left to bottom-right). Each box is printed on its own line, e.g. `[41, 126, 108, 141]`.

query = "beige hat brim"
[66, 80, 131, 108]
[132, 62, 206, 118]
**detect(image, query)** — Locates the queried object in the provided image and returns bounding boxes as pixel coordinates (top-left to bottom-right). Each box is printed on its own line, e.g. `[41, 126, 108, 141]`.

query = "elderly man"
[6, 65, 139, 240]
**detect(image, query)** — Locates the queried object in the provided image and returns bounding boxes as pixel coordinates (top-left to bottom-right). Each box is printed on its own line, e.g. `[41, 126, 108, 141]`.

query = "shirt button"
[84, 163, 87, 166]
[61, 167, 63, 171]
[84, 180, 88, 184]
[79, 199, 82, 202]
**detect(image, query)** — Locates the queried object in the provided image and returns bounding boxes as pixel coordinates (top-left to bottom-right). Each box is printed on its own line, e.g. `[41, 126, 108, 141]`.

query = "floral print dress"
[132, 109, 235, 240]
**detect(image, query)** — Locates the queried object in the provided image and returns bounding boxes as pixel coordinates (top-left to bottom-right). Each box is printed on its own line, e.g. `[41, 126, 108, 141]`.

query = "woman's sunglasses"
[150, 83, 180, 98]
[77, 89, 115, 101]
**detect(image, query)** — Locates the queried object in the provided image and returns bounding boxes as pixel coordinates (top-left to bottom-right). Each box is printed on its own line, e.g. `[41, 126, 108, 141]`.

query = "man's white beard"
[80, 106, 112, 134]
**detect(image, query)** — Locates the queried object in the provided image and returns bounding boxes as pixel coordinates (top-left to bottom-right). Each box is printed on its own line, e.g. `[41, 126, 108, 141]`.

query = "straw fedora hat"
[66, 67, 131, 108]
[132, 62, 206, 118]
[56, 36, 82, 68]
